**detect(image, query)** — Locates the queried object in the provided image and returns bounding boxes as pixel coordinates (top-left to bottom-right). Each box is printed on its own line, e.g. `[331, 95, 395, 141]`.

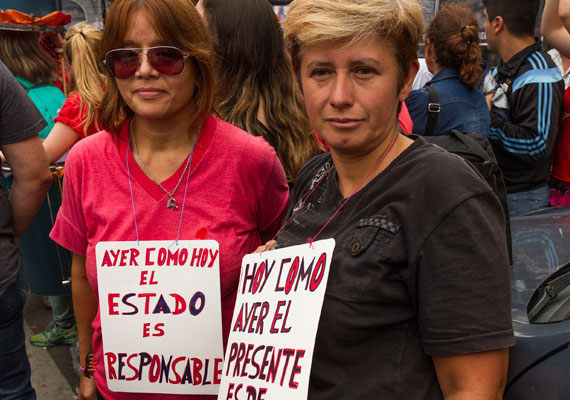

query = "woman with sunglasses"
[50, 0, 288, 399]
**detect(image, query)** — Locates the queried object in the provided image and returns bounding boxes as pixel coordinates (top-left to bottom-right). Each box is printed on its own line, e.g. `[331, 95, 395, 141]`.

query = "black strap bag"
[421, 85, 512, 262]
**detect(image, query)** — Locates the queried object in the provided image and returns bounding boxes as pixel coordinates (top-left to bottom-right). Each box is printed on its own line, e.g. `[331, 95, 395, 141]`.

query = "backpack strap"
[425, 84, 440, 136]
[14, 76, 34, 91]
[14, 76, 51, 93]
[448, 129, 491, 162]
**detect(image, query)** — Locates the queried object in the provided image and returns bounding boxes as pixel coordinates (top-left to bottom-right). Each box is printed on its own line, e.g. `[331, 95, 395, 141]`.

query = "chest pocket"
[349, 216, 400, 257]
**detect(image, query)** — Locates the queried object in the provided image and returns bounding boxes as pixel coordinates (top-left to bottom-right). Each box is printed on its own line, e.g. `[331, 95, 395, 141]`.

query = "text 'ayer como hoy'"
[99, 246, 219, 268]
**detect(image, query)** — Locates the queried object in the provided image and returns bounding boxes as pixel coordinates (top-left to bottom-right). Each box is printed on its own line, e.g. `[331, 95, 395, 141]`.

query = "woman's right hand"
[78, 375, 97, 400]
[253, 240, 276, 253]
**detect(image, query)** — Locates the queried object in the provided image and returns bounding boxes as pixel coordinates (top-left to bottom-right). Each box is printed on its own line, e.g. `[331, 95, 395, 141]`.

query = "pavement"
[24, 292, 79, 400]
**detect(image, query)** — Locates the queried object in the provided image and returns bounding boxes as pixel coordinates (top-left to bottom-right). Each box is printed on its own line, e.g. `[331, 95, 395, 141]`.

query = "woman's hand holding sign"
[253, 240, 276, 254]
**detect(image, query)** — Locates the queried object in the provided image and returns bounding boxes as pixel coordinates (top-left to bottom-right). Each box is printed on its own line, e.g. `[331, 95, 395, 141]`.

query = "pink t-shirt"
[50, 115, 289, 399]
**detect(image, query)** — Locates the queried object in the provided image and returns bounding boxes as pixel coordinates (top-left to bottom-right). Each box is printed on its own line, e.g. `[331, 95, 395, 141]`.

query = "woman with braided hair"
[406, 4, 491, 137]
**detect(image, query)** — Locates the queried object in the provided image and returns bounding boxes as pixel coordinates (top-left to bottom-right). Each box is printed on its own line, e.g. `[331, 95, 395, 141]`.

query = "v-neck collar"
[117, 115, 216, 202]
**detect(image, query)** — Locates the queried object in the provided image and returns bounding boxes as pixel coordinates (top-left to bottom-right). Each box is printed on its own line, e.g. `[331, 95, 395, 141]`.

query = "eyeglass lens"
[105, 47, 186, 79]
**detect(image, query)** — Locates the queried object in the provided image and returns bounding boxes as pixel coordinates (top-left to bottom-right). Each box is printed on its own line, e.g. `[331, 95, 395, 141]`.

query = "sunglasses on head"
[103, 46, 190, 79]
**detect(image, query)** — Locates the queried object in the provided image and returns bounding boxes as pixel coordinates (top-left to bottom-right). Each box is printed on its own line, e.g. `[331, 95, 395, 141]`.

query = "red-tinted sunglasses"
[103, 46, 190, 79]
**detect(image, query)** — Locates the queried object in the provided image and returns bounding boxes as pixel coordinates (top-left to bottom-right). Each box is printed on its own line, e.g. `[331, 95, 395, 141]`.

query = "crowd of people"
[0, 0, 568, 399]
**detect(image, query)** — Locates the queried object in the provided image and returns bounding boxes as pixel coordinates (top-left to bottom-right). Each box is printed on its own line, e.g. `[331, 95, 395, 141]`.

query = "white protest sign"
[96, 240, 223, 395]
[218, 238, 335, 400]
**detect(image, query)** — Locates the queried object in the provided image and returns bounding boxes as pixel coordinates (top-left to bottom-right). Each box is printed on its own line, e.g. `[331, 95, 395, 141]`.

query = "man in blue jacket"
[483, 0, 564, 216]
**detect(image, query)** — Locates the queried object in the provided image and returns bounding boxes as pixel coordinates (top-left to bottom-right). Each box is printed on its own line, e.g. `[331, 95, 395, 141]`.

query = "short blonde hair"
[283, 0, 424, 90]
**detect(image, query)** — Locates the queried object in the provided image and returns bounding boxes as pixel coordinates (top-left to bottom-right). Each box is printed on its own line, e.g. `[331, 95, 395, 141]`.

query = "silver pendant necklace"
[130, 120, 198, 210]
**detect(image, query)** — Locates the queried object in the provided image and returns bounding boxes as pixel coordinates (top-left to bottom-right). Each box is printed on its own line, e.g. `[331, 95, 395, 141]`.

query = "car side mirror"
[527, 262, 570, 323]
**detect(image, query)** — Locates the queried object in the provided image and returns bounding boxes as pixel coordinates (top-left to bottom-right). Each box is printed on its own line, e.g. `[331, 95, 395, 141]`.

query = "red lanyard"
[270, 134, 399, 248]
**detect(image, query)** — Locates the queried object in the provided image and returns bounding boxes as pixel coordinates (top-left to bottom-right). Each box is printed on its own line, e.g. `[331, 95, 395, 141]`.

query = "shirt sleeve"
[0, 62, 46, 145]
[53, 92, 85, 138]
[415, 191, 515, 356]
[49, 144, 89, 256]
[489, 67, 564, 163]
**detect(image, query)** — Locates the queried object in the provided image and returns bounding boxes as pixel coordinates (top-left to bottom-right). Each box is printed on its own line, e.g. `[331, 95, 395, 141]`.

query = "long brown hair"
[0, 30, 57, 84]
[202, 0, 319, 182]
[427, 5, 482, 89]
[99, 0, 216, 134]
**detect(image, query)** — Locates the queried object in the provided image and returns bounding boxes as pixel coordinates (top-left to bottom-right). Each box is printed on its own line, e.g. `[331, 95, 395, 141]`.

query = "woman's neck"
[131, 116, 200, 182]
[331, 132, 413, 198]
[132, 115, 197, 152]
[429, 62, 444, 76]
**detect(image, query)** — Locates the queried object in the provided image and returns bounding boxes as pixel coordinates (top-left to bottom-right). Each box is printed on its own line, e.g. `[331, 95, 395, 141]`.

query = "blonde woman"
[30, 22, 106, 348]
[42, 22, 106, 164]
[273, 0, 514, 398]
[197, 0, 319, 185]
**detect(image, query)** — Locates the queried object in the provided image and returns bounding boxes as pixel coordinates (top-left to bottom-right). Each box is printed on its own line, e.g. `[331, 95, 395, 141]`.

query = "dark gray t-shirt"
[0, 61, 47, 288]
[276, 137, 515, 399]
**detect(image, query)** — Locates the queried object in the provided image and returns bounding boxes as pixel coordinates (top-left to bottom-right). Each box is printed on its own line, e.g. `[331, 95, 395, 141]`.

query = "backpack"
[15, 77, 65, 140]
[421, 85, 512, 263]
